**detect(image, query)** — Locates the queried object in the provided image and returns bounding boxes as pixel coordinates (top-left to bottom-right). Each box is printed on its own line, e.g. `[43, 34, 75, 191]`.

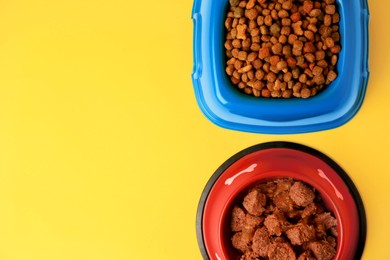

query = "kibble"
[224, 0, 341, 98]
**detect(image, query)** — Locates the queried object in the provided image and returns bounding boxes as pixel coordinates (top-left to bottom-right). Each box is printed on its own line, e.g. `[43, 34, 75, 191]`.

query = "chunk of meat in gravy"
[308, 241, 336, 260]
[232, 206, 264, 232]
[326, 236, 337, 248]
[231, 206, 246, 232]
[264, 211, 290, 236]
[301, 202, 317, 218]
[273, 190, 295, 212]
[286, 223, 316, 245]
[232, 228, 255, 252]
[257, 181, 277, 199]
[252, 227, 272, 257]
[243, 189, 267, 216]
[245, 214, 263, 229]
[230, 178, 338, 260]
[314, 212, 338, 230]
[268, 242, 296, 260]
[289, 181, 315, 207]
[275, 178, 294, 195]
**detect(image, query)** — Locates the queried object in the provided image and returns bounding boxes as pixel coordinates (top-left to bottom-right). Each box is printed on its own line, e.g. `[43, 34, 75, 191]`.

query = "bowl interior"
[219, 174, 344, 260]
[211, 0, 353, 119]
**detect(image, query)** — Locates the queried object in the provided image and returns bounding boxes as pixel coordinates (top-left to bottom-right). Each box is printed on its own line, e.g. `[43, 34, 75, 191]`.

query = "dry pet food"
[224, 0, 341, 98]
[230, 178, 338, 260]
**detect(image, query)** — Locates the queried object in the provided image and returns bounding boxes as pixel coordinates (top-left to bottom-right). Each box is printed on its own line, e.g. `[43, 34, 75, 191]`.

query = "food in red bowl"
[196, 142, 366, 260]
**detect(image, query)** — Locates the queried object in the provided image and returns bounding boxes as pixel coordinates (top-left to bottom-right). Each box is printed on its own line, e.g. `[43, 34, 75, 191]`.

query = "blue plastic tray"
[191, 0, 369, 134]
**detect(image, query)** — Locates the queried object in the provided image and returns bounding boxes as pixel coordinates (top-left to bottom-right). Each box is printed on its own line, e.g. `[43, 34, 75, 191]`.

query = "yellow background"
[0, 0, 388, 259]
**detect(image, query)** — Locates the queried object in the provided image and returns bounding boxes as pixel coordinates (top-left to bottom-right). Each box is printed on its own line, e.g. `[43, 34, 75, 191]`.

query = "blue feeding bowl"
[191, 0, 369, 134]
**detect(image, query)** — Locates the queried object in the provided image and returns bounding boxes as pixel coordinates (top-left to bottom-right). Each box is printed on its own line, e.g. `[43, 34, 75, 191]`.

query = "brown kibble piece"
[324, 14, 332, 27]
[238, 64, 253, 73]
[224, 40, 233, 50]
[286, 56, 297, 67]
[282, 0, 293, 10]
[315, 50, 326, 60]
[278, 10, 289, 19]
[231, 76, 240, 84]
[245, 8, 258, 20]
[309, 9, 321, 18]
[255, 69, 265, 80]
[305, 53, 315, 63]
[303, 1, 314, 14]
[270, 56, 281, 66]
[312, 66, 323, 76]
[292, 21, 304, 35]
[236, 24, 247, 39]
[259, 47, 271, 59]
[253, 80, 264, 90]
[226, 65, 234, 76]
[272, 43, 283, 55]
[242, 38, 251, 49]
[252, 59, 262, 69]
[276, 60, 288, 71]
[270, 23, 281, 35]
[250, 43, 261, 51]
[247, 52, 257, 62]
[304, 30, 314, 41]
[266, 72, 277, 83]
[225, 17, 233, 29]
[303, 42, 316, 53]
[325, 37, 335, 48]
[327, 70, 337, 82]
[282, 89, 293, 98]
[331, 55, 338, 66]
[325, 5, 336, 15]
[293, 40, 304, 51]
[244, 87, 253, 95]
[234, 7, 244, 18]
[262, 88, 271, 97]
[332, 13, 340, 23]
[330, 45, 341, 54]
[229, 0, 240, 7]
[291, 12, 301, 23]
[238, 51, 248, 61]
[234, 59, 244, 70]
[246, 0, 256, 9]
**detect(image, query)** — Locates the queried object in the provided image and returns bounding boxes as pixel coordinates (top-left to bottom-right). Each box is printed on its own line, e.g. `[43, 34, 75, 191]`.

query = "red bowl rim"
[196, 141, 366, 260]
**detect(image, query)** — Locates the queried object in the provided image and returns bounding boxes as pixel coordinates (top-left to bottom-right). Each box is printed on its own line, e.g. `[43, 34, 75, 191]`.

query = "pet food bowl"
[196, 142, 366, 259]
[191, 0, 369, 134]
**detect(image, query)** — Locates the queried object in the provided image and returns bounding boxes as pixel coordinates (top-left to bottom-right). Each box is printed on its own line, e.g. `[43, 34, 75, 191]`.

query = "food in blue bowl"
[191, 0, 369, 134]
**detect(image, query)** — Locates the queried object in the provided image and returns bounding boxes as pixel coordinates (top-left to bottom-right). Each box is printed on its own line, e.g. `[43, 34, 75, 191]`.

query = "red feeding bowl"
[196, 142, 366, 260]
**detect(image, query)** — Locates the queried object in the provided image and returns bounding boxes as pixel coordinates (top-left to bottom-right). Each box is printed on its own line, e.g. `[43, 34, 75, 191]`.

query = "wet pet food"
[230, 178, 338, 260]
